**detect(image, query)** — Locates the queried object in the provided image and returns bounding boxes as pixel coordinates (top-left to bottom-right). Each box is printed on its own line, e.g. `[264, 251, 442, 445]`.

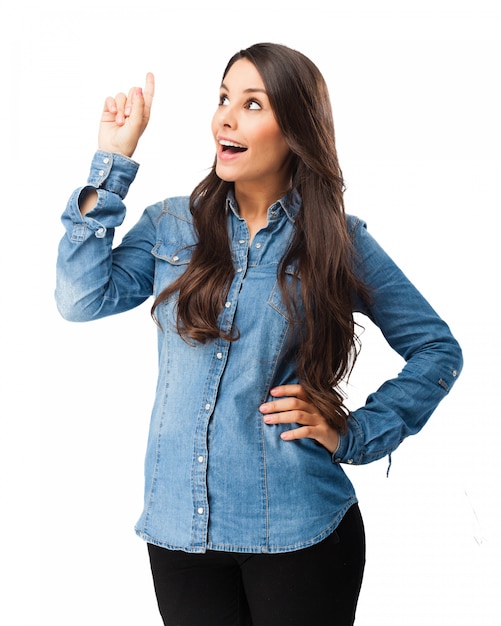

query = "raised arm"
[81, 73, 155, 216]
[56, 73, 157, 322]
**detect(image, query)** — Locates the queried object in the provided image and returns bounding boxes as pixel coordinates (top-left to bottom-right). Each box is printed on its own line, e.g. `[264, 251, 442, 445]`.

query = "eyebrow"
[220, 82, 267, 95]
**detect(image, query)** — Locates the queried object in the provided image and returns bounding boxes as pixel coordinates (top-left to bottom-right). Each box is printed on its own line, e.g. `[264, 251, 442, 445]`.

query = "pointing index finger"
[143, 72, 155, 110]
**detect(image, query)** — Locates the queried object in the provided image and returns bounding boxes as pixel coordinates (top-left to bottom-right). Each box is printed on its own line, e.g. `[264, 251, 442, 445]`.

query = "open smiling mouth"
[220, 140, 248, 155]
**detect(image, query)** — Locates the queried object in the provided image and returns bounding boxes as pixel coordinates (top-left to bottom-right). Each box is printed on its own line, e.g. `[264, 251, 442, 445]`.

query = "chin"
[216, 173, 235, 183]
[215, 166, 237, 183]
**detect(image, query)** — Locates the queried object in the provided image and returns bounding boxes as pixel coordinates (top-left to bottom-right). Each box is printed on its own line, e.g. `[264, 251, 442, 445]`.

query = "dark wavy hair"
[152, 43, 368, 433]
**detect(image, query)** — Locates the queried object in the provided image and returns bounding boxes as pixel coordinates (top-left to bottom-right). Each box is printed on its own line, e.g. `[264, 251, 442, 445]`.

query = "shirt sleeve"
[332, 217, 463, 465]
[55, 151, 157, 321]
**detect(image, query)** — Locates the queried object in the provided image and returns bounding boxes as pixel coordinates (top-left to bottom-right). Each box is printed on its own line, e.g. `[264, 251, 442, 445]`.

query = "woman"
[56, 43, 462, 625]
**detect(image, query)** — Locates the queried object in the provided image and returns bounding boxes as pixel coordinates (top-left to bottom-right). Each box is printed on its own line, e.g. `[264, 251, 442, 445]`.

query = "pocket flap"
[151, 242, 194, 265]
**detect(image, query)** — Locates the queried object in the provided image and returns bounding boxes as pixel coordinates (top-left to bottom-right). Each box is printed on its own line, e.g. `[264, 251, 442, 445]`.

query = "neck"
[234, 181, 289, 222]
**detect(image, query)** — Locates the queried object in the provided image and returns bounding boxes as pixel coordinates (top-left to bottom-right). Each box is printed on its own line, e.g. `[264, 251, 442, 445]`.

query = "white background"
[1, 0, 500, 624]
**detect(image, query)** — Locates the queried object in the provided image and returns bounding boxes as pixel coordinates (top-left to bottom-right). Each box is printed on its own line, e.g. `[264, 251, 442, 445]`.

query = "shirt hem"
[134, 497, 358, 554]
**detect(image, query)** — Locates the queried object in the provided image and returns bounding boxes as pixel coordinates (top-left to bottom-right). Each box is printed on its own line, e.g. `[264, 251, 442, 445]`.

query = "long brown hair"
[152, 43, 368, 433]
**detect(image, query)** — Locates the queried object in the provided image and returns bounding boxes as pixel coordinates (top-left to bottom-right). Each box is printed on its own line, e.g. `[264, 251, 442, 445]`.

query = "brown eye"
[247, 100, 261, 110]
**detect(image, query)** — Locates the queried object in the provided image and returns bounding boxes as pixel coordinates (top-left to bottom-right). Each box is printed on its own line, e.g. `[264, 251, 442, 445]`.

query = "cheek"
[266, 133, 290, 164]
[258, 124, 289, 157]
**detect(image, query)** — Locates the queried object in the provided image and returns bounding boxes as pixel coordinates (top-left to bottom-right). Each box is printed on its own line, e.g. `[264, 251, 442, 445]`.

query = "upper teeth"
[219, 139, 246, 149]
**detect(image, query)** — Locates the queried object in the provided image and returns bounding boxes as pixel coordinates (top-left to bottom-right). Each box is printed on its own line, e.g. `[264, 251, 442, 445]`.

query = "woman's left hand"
[259, 384, 339, 454]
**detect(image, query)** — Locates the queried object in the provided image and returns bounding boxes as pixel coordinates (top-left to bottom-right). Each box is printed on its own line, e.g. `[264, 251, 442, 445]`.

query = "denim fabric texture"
[56, 151, 463, 554]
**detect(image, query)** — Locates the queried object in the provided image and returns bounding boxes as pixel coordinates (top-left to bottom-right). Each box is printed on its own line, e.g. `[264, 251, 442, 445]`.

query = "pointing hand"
[98, 72, 155, 158]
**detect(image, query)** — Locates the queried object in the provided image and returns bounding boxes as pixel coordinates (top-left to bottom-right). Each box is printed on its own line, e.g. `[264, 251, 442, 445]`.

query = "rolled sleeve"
[87, 151, 139, 199]
[56, 153, 155, 322]
[61, 152, 140, 242]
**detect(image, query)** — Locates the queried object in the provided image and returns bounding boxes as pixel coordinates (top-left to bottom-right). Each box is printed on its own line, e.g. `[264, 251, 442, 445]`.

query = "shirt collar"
[225, 188, 301, 223]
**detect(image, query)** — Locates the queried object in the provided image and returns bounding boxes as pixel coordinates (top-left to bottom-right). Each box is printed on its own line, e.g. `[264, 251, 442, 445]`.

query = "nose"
[218, 104, 236, 129]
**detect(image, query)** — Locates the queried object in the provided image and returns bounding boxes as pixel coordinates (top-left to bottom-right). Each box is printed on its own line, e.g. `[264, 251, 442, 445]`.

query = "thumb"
[128, 73, 154, 131]
[127, 86, 145, 123]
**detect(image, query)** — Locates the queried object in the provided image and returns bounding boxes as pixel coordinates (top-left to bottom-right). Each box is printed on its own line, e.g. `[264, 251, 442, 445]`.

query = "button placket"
[190, 214, 253, 548]
[191, 341, 235, 546]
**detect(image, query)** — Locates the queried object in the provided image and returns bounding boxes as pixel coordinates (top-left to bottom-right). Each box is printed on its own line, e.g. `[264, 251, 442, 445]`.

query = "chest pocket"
[151, 242, 194, 297]
[268, 264, 304, 322]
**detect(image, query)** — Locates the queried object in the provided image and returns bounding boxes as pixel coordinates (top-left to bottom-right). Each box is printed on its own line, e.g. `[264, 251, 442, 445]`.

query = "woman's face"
[211, 58, 291, 195]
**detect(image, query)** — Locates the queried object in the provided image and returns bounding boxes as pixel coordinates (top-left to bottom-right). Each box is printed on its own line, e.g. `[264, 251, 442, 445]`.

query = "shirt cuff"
[331, 432, 350, 465]
[330, 414, 364, 466]
[87, 151, 140, 199]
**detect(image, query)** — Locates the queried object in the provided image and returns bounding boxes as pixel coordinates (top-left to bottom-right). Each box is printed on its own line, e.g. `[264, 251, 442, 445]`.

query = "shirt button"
[98, 169, 105, 176]
[347, 459, 354, 464]
[95, 227, 106, 238]
[216, 352, 223, 359]
[255, 243, 262, 249]
[452, 369, 458, 377]
[198, 455, 204, 463]
[205, 404, 211, 410]
[172, 255, 179, 262]
[239, 239, 246, 245]
[197, 507, 204, 515]
[103, 157, 110, 164]
[225, 301, 231, 308]
[236, 268, 243, 273]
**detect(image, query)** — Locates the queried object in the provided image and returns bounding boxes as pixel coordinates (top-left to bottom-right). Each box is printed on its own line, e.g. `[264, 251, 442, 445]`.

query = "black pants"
[148, 503, 365, 626]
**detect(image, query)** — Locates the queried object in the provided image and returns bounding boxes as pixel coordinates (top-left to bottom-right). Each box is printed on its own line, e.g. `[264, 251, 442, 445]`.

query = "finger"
[124, 86, 136, 117]
[280, 425, 316, 441]
[143, 72, 155, 113]
[263, 409, 307, 425]
[103, 96, 118, 115]
[260, 396, 310, 416]
[113, 92, 128, 125]
[136, 72, 155, 121]
[280, 422, 340, 454]
[127, 75, 154, 128]
[270, 384, 308, 400]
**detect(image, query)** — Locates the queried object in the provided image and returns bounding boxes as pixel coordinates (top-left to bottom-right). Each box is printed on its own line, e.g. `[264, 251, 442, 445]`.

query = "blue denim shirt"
[56, 151, 463, 554]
